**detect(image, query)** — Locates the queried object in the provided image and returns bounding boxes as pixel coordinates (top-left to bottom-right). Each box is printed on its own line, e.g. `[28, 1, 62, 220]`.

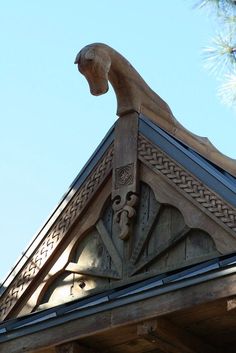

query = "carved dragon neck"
[75, 43, 236, 177]
[74, 43, 175, 127]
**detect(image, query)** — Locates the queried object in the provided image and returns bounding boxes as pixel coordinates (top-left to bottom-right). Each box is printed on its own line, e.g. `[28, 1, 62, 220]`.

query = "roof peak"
[75, 43, 236, 177]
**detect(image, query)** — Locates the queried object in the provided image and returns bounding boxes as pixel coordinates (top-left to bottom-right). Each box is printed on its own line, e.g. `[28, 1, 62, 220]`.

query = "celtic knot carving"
[138, 135, 236, 233]
[115, 163, 134, 189]
[0, 146, 113, 321]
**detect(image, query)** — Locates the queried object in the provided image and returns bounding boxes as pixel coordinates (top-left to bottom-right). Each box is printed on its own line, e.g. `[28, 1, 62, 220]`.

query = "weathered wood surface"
[141, 164, 236, 253]
[137, 318, 215, 353]
[14, 157, 236, 315]
[21, 180, 112, 315]
[138, 135, 236, 237]
[0, 145, 113, 321]
[4, 125, 236, 319]
[2, 272, 236, 353]
[112, 112, 139, 242]
[168, 298, 236, 350]
[35, 178, 228, 310]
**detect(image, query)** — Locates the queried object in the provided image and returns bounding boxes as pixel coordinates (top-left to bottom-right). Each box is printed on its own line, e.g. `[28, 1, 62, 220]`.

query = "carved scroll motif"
[112, 191, 139, 240]
[113, 162, 138, 240]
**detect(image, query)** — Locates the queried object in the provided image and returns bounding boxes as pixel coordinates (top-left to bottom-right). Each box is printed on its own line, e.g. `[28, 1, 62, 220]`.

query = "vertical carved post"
[112, 112, 139, 242]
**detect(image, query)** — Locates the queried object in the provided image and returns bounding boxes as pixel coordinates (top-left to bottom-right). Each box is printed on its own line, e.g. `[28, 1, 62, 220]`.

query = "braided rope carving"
[138, 135, 236, 233]
[0, 146, 113, 321]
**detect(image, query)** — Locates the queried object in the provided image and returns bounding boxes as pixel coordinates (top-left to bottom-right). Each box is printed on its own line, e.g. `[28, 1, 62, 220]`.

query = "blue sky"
[1, 1, 235, 281]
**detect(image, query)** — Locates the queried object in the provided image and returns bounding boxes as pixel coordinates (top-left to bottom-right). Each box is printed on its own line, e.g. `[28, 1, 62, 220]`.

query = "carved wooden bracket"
[112, 191, 139, 240]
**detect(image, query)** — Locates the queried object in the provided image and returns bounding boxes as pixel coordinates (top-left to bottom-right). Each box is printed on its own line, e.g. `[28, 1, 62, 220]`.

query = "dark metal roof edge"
[0, 125, 115, 295]
[139, 115, 236, 190]
[139, 115, 236, 207]
[2, 252, 236, 342]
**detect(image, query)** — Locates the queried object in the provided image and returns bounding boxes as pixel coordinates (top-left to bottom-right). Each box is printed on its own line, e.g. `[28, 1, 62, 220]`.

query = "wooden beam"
[129, 203, 161, 265]
[137, 319, 216, 353]
[96, 219, 123, 276]
[1, 272, 236, 353]
[65, 262, 120, 279]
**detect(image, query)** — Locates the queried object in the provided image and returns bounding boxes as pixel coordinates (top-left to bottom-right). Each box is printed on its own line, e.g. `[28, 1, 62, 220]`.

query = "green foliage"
[197, 0, 236, 107]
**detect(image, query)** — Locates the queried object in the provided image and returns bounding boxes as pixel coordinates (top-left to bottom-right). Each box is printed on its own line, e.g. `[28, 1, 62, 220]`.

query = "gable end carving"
[0, 145, 113, 321]
[138, 135, 236, 235]
[35, 182, 221, 310]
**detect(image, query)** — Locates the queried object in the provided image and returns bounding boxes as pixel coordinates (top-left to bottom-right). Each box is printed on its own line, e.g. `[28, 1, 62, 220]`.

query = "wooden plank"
[130, 225, 190, 275]
[130, 203, 161, 265]
[96, 220, 123, 276]
[2, 272, 236, 353]
[105, 337, 163, 353]
[167, 298, 227, 327]
[140, 163, 236, 255]
[65, 262, 120, 280]
[80, 325, 137, 347]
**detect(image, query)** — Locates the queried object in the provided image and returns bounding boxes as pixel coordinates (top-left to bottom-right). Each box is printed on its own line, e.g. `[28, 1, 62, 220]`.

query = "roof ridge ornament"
[75, 43, 236, 177]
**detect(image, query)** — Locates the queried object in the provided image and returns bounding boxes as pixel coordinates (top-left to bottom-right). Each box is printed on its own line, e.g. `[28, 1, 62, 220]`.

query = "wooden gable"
[1, 118, 235, 320]
[0, 43, 236, 332]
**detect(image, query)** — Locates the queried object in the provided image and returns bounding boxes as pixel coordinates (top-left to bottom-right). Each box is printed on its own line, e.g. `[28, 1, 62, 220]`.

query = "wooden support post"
[137, 318, 216, 353]
[112, 112, 139, 274]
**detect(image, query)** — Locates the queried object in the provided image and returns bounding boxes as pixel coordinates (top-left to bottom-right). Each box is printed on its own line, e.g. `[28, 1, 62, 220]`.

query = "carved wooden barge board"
[20, 169, 236, 313]
[138, 134, 236, 236]
[139, 116, 236, 208]
[0, 145, 114, 321]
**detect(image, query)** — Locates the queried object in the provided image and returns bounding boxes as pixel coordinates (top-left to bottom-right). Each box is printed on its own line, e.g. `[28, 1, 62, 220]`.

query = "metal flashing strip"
[2, 252, 236, 343]
[0, 125, 114, 296]
[66, 296, 109, 313]
[139, 115, 236, 207]
[13, 312, 57, 329]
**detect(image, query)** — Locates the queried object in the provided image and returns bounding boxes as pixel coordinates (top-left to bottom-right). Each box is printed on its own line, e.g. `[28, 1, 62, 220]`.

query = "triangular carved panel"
[5, 168, 234, 317]
[36, 181, 223, 311]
